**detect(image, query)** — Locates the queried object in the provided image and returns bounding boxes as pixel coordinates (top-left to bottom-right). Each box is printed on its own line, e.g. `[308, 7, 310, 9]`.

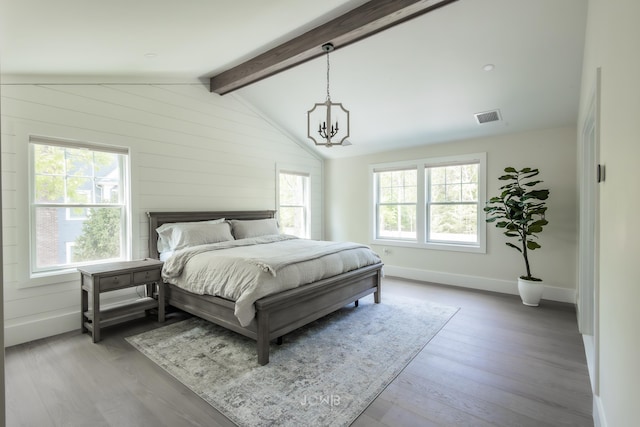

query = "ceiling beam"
[210, 0, 458, 95]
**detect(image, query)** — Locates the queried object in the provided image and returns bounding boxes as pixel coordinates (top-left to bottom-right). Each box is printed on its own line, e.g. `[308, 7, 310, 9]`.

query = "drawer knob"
[113, 276, 119, 282]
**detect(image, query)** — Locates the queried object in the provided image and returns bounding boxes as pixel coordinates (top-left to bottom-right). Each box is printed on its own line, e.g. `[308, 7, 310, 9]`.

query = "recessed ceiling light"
[482, 63, 495, 72]
[144, 53, 158, 59]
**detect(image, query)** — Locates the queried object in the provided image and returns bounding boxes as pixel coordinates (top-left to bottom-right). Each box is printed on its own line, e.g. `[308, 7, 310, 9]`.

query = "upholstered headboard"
[146, 210, 276, 259]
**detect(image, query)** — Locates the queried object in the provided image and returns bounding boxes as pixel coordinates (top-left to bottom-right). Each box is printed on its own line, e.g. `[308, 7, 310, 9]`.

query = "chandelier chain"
[326, 50, 331, 102]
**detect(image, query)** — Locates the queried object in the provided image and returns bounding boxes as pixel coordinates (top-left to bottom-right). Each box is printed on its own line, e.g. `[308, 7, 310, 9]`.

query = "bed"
[147, 210, 383, 365]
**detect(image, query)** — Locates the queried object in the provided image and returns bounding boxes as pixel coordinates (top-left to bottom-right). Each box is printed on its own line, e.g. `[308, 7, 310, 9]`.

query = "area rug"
[126, 295, 458, 427]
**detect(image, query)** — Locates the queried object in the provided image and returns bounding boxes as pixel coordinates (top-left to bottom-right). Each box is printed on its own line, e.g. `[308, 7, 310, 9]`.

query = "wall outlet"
[382, 248, 391, 255]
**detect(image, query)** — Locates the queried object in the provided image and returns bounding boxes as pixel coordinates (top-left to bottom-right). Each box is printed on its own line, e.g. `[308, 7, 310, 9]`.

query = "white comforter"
[162, 235, 381, 326]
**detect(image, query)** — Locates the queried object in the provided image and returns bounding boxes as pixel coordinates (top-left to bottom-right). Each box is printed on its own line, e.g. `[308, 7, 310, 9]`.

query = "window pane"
[279, 173, 304, 205]
[461, 164, 478, 183]
[429, 204, 477, 243]
[430, 167, 446, 185]
[34, 175, 65, 203]
[279, 206, 305, 237]
[65, 148, 93, 176]
[278, 172, 309, 238]
[429, 164, 478, 203]
[445, 166, 461, 183]
[445, 184, 461, 202]
[94, 152, 121, 178]
[33, 145, 65, 175]
[67, 177, 93, 203]
[461, 183, 478, 202]
[378, 205, 416, 239]
[431, 184, 446, 202]
[34, 207, 122, 269]
[378, 170, 417, 203]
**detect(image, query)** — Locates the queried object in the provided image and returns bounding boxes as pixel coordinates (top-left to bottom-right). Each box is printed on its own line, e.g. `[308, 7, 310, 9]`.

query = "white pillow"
[156, 218, 228, 252]
[229, 218, 279, 239]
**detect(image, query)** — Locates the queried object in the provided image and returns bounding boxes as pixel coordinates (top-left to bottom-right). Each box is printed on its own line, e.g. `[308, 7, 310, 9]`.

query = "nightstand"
[79, 258, 165, 342]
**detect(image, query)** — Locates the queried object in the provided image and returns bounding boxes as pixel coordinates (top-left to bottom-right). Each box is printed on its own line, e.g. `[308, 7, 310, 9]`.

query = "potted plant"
[484, 167, 549, 306]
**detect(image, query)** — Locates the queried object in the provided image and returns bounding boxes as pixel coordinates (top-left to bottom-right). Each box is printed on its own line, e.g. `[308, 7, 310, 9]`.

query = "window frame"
[28, 136, 131, 275]
[373, 166, 419, 241]
[276, 169, 311, 239]
[370, 153, 486, 253]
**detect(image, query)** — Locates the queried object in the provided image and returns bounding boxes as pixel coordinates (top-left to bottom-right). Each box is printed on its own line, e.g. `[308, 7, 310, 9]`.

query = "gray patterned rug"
[126, 295, 458, 427]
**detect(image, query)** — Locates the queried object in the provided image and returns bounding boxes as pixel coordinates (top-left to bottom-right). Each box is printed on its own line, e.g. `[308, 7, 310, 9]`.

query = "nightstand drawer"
[134, 269, 161, 284]
[99, 273, 132, 291]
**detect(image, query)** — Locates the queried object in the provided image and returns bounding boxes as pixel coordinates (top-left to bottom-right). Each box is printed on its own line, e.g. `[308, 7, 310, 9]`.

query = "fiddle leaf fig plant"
[484, 167, 549, 281]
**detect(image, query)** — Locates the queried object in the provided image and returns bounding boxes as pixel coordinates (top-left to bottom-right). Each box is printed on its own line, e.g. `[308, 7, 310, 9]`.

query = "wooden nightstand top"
[77, 258, 163, 276]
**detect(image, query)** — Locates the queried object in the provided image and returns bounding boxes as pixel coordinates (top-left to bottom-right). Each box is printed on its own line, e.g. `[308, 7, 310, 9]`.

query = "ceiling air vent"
[474, 109, 501, 124]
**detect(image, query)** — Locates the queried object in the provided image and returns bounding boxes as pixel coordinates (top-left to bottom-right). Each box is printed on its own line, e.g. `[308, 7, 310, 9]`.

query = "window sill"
[371, 238, 486, 254]
[23, 269, 80, 288]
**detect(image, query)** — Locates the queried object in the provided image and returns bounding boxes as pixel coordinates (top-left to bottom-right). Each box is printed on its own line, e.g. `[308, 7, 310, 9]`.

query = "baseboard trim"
[4, 311, 78, 347]
[593, 394, 606, 427]
[383, 265, 576, 304]
[4, 291, 145, 347]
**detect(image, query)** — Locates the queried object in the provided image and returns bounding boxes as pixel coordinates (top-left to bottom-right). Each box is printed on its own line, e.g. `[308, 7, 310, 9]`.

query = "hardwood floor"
[5, 277, 593, 426]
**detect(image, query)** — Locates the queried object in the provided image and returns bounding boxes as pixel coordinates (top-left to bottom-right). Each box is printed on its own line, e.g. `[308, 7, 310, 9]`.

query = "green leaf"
[527, 241, 541, 250]
[528, 225, 543, 233]
[524, 190, 550, 200]
[531, 219, 548, 227]
[504, 167, 517, 173]
[506, 242, 522, 252]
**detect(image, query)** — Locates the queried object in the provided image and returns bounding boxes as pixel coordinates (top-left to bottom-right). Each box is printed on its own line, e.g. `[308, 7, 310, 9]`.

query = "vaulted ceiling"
[0, 0, 588, 159]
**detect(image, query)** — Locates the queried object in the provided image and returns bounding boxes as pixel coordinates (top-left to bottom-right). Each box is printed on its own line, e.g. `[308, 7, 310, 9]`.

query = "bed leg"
[257, 311, 270, 365]
[354, 300, 359, 307]
[374, 275, 382, 304]
[276, 336, 283, 345]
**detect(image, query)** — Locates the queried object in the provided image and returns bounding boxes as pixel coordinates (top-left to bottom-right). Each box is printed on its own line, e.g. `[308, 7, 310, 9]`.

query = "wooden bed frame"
[147, 210, 383, 365]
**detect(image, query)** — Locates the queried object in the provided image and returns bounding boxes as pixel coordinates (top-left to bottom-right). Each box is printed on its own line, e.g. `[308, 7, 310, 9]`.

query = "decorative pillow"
[229, 218, 279, 239]
[156, 218, 229, 252]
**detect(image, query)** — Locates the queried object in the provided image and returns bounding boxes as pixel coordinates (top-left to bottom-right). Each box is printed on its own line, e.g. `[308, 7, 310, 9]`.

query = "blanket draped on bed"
[161, 235, 381, 326]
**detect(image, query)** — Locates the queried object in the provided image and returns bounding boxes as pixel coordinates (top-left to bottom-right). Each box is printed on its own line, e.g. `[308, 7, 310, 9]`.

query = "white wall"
[1, 83, 323, 346]
[325, 126, 577, 302]
[579, 1, 640, 425]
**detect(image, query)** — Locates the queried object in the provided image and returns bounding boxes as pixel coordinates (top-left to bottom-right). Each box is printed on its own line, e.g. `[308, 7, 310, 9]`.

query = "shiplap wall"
[1, 83, 323, 346]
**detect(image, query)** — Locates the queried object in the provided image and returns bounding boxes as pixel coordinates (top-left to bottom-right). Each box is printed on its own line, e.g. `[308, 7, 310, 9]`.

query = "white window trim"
[28, 135, 131, 276]
[369, 153, 486, 254]
[276, 166, 311, 239]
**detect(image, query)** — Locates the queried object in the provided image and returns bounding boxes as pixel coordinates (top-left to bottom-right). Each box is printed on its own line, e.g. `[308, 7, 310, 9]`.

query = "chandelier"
[307, 43, 350, 147]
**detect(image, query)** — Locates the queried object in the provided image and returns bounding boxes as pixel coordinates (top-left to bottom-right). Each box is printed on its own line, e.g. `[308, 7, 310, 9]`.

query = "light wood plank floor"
[5, 278, 593, 426]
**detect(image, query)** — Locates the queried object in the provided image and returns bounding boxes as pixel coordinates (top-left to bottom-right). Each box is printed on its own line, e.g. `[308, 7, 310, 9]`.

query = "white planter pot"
[517, 277, 544, 306]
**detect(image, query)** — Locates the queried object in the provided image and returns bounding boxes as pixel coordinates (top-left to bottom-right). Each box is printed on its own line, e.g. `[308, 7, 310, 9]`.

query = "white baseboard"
[593, 394, 606, 427]
[4, 291, 144, 347]
[383, 265, 576, 304]
[4, 311, 78, 347]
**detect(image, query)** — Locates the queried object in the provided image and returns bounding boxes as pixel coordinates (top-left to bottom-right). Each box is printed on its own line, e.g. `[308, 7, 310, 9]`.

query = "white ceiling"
[0, 0, 588, 159]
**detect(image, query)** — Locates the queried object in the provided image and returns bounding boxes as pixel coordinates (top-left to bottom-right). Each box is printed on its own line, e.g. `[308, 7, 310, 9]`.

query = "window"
[427, 163, 479, 244]
[278, 171, 310, 238]
[30, 137, 129, 273]
[375, 168, 417, 240]
[371, 153, 486, 253]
